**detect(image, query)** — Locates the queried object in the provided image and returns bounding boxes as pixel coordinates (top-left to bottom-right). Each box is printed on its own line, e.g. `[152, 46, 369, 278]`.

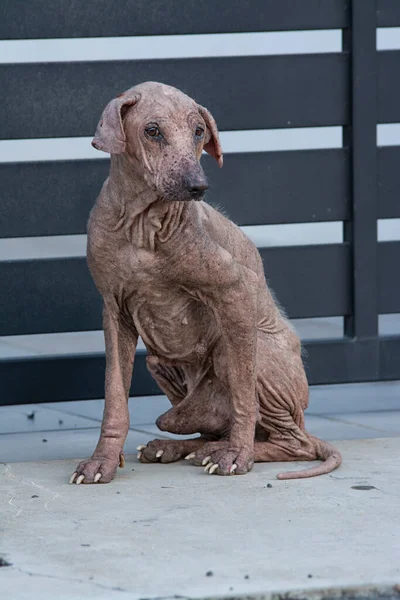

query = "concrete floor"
[1, 343, 400, 599]
[1, 437, 399, 600]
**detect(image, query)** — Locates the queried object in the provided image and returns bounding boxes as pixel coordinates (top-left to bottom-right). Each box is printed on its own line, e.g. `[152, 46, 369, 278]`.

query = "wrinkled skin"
[70, 82, 341, 485]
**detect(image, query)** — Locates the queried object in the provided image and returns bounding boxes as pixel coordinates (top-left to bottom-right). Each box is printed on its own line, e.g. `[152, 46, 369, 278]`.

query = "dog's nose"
[187, 181, 209, 194]
[184, 176, 209, 198]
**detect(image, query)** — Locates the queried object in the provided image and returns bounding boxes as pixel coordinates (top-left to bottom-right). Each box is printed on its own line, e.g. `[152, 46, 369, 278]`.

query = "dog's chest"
[125, 286, 219, 361]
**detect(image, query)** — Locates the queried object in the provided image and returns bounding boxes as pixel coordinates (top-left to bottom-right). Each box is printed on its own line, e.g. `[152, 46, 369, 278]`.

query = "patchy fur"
[69, 82, 341, 485]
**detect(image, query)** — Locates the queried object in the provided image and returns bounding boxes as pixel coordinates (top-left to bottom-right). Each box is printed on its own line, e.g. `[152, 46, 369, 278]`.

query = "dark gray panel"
[380, 337, 400, 380]
[0, 160, 109, 237]
[377, 0, 400, 26]
[305, 338, 380, 384]
[0, 349, 160, 406]
[0, 54, 349, 139]
[260, 244, 351, 319]
[0, 149, 350, 238]
[206, 149, 350, 226]
[378, 51, 400, 124]
[0, 0, 349, 39]
[0, 244, 350, 335]
[378, 241, 400, 314]
[0, 258, 102, 336]
[378, 146, 400, 219]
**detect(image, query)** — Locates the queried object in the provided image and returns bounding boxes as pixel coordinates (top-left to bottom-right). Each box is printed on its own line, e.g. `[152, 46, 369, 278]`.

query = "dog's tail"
[276, 435, 342, 480]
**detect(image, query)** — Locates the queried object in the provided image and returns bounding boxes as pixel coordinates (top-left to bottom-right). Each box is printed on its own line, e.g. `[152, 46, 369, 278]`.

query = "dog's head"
[92, 82, 223, 201]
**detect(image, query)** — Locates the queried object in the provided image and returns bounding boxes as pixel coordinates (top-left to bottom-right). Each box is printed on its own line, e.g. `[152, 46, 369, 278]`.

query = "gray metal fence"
[1, 0, 400, 405]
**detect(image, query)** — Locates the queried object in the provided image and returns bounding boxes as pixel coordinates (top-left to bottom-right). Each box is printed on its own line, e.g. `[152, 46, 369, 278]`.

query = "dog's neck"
[97, 155, 188, 251]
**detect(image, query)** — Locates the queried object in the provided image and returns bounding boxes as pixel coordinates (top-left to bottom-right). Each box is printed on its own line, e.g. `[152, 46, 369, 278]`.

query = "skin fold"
[69, 82, 341, 485]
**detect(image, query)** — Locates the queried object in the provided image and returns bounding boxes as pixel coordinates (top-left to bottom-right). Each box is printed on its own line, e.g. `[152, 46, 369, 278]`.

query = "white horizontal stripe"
[378, 219, 400, 242]
[377, 123, 400, 146]
[0, 30, 342, 63]
[2, 220, 396, 262]
[242, 222, 343, 247]
[0, 222, 343, 262]
[220, 127, 342, 153]
[0, 235, 87, 260]
[4, 221, 397, 262]
[379, 314, 400, 336]
[377, 28, 400, 50]
[0, 127, 343, 163]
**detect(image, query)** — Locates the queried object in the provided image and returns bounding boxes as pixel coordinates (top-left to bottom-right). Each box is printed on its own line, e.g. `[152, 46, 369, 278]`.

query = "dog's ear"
[197, 105, 223, 168]
[91, 91, 141, 154]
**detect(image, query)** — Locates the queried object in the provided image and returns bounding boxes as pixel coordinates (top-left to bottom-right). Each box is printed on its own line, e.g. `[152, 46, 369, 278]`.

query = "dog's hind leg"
[255, 343, 341, 479]
[146, 356, 187, 405]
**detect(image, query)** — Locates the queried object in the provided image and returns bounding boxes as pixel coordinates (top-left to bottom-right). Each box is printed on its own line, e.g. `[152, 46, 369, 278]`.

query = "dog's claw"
[76, 475, 85, 485]
[69, 472, 77, 484]
[156, 450, 164, 458]
[119, 453, 125, 468]
[185, 453, 196, 460]
[204, 462, 213, 473]
[94, 473, 102, 483]
[209, 463, 219, 475]
[202, 456, 212, 466]
[230, 464, 238, 474]
[137, 451, 142, 460]
[137, 445, 146, 451]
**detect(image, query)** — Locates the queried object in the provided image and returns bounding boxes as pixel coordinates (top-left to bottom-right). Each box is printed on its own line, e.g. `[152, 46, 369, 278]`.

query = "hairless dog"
[69, 82, 341, 485]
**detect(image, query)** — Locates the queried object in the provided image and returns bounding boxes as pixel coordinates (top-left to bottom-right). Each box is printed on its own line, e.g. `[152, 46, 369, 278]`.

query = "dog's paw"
[186, 442, 254, 475]
[69, 453, 124, 484]
[137, 439, 191, 463]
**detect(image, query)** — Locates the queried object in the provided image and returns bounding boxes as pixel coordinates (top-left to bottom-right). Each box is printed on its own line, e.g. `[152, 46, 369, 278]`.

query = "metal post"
[343, 0, 379, 378]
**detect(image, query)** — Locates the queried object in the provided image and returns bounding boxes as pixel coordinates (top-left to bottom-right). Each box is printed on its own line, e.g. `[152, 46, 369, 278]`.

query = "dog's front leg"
[206, 268, 258, 474]
[174, 242, 259, 475]
[70, 305, 137, 484]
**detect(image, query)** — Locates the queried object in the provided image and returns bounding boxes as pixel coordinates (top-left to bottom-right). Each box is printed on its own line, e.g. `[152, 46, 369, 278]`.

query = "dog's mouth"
[189, 190, 206, 201]
[162, 189, 207, 202]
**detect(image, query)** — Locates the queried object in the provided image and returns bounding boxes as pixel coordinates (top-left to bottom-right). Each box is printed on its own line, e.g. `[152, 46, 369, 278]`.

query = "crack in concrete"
[138, 596, 191, 600]
[11, 565, 131, 594]
[9, 566, 194, 599]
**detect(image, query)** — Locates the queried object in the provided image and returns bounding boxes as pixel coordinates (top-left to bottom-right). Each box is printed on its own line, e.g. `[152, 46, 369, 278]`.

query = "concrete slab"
[0, 438, 399, 600]
[0, 404, 100, 435]
[308, 381, 400, 415]
[48, 395, 172, 426]
[329, 411, 400, 435]
[304, 415, 391, 440]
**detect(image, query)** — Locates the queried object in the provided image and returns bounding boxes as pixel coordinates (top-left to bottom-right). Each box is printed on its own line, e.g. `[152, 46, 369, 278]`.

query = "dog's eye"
[145, 126, 161, 139]
[195, 127, 204, 139]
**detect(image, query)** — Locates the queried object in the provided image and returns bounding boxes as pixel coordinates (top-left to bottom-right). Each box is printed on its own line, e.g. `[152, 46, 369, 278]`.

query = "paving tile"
[44, 394, 171, 427]
[327, 410, 400, 435]
[0, 404, 98, 435]
[0, 428, 158, 463]
[129, 395, 172, 425]
[42, 398, 105, 421]
[308, 380, 400, 414]
[303, 414, 391, 441]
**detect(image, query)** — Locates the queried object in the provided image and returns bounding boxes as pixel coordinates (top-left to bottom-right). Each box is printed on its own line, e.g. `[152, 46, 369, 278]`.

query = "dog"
[69, 82, 341, 484]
